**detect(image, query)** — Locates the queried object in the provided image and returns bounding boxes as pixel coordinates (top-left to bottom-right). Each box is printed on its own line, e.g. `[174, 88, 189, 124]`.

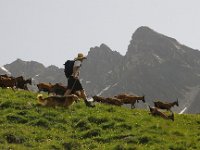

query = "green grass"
[0, 88, 200, 150]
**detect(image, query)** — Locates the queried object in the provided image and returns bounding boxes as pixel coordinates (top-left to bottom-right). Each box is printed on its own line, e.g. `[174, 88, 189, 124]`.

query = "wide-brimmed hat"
[74, 53, 87, 60]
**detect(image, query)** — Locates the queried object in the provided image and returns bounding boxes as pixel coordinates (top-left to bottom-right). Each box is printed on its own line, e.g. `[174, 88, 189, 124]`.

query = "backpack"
[64, 60, 75, 78]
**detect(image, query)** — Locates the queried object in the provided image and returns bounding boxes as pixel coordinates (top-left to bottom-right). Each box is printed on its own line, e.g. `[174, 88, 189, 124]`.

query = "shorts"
[67, 76, 83, 93]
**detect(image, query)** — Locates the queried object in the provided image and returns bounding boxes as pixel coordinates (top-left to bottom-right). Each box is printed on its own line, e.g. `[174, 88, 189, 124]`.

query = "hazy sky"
[0, 0, 200, 68]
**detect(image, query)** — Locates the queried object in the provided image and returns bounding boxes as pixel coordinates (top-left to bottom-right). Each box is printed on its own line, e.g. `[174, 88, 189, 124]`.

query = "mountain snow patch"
[153, 54, 164, 63]
[97, 82, 118, 96]
[108, 70, 112, 74]
[179, 107, 187, 114]
[0, 66, 11, 75]
[97, 85, 111, 96]
[86, 81, 91, 84]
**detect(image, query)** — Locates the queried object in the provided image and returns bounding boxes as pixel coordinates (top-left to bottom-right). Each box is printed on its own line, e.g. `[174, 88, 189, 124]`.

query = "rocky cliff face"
[121, 27, 200, 108]
[81, 44, 123, 95]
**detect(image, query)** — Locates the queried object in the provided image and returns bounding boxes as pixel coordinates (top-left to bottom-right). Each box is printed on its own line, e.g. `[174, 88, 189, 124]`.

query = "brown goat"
[0, 75, 15, 80]
[0, 74, 9, 78]
[154, 99, 179, 111]
[51, 83, 67, 95]
[37, 82, 53, 95]
[92, 95, 123, 106]
[149, 106, 174, 121]
[0, 76, 16, 90]
[15, 76, 32, 90]
[114, 94, 145, 108]
[37, 94, 79, 108]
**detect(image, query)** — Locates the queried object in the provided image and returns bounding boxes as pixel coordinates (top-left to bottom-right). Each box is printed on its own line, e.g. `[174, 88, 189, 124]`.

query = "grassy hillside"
[0, 89, 200, 150]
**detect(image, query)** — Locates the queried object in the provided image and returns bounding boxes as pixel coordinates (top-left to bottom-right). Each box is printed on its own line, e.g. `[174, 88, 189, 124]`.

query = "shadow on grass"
[3, 133, 27, 144]
[82, 128, 102, 138]
[6, 114, 28, 124]
[29, 118, 50, 129]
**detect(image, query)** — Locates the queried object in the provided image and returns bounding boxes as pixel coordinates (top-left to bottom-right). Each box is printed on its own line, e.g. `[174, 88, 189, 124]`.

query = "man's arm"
[72, 66, 80, 78]
[72, 60, 81, 78]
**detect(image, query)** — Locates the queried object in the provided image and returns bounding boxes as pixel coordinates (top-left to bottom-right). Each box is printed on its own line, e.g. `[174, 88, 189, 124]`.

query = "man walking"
[64, 53, 95, 107]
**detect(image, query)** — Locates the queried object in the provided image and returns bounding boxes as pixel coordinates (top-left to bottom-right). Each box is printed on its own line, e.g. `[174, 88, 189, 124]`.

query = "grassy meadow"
[0, 88, 200, 150]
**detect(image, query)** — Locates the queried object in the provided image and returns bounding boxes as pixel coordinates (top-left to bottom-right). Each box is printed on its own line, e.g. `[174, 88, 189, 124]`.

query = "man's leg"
[80, 90, 95, 107]
[64, 76, 74, 96]
[64, 89, 72, 96]
[80, 90, 87, 100]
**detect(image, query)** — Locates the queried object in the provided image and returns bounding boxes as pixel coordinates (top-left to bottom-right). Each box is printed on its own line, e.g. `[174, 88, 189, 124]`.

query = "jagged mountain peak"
[47, 65, 59, 70]
[134, 26, 156, 34]
[10, 58, 26, 65]
[99, 43, 111, 50]
[88, 43, 122, 58]
[130, 26, 180, 45]
[132, 26, 167, 41]
[4, 59, 46, 78]
[90, 43, 112, 53]
[126, 26, 187, 62]
[8, 58, 45, 67]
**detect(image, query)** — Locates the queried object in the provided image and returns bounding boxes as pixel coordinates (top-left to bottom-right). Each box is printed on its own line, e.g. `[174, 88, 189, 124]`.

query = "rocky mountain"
[1, 26, 200, 113]
[82, 26, 200, 113]
[2, 59, 67, 91]
[81, 44, 123, 96]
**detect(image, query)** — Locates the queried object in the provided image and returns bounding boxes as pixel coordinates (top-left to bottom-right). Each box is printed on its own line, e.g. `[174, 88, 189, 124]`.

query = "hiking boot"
[84, 100, 95, 108]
